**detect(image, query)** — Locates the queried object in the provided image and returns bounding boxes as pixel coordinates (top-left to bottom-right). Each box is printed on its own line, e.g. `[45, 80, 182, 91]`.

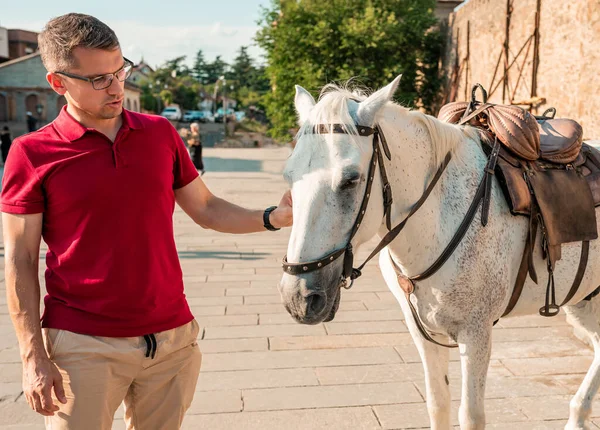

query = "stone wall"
[446, 0, 600, 139]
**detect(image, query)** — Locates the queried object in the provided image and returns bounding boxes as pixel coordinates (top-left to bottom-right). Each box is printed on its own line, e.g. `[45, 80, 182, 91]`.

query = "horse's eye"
[341, 177, 361, 190]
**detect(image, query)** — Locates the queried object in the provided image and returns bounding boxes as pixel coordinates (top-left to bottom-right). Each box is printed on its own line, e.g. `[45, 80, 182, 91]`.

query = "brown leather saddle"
[439, 84, 600, 317]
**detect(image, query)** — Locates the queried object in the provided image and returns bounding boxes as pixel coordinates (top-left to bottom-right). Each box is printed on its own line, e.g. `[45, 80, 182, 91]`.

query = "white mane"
[295, 82, 478, 168]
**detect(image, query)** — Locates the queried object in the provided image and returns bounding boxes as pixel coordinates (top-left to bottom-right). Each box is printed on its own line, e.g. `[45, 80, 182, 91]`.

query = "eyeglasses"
[56, 58, 134, 90]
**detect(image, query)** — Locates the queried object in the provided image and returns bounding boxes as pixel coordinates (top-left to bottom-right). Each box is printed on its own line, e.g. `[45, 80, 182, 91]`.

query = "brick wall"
[445, 0, 600, 139]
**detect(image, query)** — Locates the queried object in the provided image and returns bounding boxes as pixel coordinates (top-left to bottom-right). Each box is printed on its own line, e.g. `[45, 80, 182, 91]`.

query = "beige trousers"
[42, 320, 202, 430]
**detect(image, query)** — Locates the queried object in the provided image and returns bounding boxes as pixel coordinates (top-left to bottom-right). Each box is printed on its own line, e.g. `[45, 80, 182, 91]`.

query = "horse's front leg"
[457, 323, 493, 430]
[378, 253, 451, 430]
[409, 318, 452, 430]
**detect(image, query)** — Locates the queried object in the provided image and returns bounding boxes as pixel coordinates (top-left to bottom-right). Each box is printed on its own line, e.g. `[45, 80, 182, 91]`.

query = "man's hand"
[23, 357, 67, 416]
[271, 190, 293, 229]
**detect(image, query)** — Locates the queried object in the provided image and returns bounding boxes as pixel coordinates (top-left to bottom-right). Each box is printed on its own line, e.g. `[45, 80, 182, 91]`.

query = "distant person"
[1, 126, 12, 163]
[26, 112, 37, 132]
[187, 122, 204, 175]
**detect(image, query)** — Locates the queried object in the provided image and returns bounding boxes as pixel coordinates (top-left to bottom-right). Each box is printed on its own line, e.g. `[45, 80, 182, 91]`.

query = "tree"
[141, 56, 202, 111]
[192, 49, 208, 84]
[230, 46, 254, 88]
[256, 0, 443, 139]
[204, 56, 230, 84]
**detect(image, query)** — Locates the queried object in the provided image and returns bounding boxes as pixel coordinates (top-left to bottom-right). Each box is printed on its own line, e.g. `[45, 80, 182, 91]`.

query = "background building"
[444, 0, 600, 139]
[0, 28, 141, 137]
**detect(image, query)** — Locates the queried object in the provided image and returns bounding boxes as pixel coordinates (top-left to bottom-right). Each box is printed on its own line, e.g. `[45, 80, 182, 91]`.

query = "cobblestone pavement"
[0, 147, 599, 429]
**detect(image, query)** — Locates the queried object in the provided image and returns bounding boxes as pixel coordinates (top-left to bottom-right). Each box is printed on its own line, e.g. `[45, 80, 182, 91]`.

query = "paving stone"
[327, 309, 404, 322]
[0, 346, 21, 364]
[186, 296, 243, 306]
[197, 368, 318, 391]
[0, 382, 23, 400]
[182, 275, 208, 282]
[0, 399, 45, 426]
[363, 299, 403, 311]
[0, 362, 23, 383]
[198, 338, 268, 354]
[491, 326, 576, 342]
[203, 323, 325, 340]
[263, 310, 401, 326]
[259, 313, 297, 325]
[183, 284, 227, 297]
[201, 347, 402, 372]
[244, 295, 283, 305]
[187, 390, 242, 414]
[210, 274, 280, 283]
[501, 356, 593, 376]
[482, 421, 568, 430]
[243, 382, 422, 411]
[324, 320, 408, 335]
[490, 338, 592, 360]
[337, 292, 381, 302]
[181, 407, 381, 429]
[189, 305, 226, 316]
[269, 333, 413, 351]
[375, 397, 529, 429]
[225, 287, 280, 296]
[226, 304, 288, 315]
[316, 363, 425, 385]
[197, 314, 258, 327]
[516, 395, 600, 421]
[494, 314, 568, 328]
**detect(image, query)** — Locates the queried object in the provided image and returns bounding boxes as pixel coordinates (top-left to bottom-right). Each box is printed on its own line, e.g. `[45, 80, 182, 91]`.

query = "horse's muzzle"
[279, 276, 340, 324]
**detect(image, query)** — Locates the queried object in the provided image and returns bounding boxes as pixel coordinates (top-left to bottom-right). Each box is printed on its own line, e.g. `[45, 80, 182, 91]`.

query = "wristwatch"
[263, 206, 280, 231]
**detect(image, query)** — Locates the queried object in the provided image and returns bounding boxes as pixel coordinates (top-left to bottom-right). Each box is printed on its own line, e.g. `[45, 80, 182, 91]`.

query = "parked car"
[234, 111, 246, 122]
[201, 110, 215, 123]
[214, 108, 235, 123]
[183, 110, 204, 122]
[160, 106, 182, 121]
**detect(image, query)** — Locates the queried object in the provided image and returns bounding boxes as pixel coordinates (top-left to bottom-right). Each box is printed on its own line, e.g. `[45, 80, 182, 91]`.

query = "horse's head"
[279, 75, 402, 324]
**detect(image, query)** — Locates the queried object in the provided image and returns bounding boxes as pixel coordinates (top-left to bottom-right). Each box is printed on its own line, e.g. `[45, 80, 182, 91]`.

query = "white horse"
[278, 75, 600, 430]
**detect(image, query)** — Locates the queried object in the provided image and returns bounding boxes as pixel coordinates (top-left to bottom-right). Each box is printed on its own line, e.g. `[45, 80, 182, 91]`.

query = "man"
[26, 111, 38, 132]
[0, 125, 11, 162]
[1, 13, 292, 430]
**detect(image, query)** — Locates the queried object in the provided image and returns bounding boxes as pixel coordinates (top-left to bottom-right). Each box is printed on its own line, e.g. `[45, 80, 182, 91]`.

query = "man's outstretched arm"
[175, 177, 293, 234]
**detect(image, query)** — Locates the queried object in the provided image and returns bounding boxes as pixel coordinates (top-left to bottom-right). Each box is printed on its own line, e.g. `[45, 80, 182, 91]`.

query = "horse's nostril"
[305, 291, 327, 316]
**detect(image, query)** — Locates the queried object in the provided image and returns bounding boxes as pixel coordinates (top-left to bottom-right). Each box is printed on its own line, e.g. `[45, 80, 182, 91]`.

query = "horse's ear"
[356, 74, 402, 125]
[294, 85, 316, 125]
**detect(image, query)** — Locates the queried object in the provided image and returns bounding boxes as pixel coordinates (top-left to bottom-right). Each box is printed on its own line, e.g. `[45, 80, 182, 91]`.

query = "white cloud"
[4, 19, 266, 69]
[110, 20, 265, 69]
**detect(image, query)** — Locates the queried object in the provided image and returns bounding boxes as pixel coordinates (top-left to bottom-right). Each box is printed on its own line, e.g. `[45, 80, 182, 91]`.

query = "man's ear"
[46, 73, 67, 95]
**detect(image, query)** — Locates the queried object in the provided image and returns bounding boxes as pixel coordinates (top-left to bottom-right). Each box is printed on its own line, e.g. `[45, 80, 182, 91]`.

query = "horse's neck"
[378, 113, 487, 277]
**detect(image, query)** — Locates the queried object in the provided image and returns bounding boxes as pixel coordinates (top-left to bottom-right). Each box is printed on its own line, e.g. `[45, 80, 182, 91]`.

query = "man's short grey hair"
[38, 13, 120, 72]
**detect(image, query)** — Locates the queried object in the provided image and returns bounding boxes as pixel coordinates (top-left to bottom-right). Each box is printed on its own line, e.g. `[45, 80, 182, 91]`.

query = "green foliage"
[192, 50, 208, 84]
[138, 47, 272, 115]
[256, 0, 444, 139]
[204, 55, 229, 84]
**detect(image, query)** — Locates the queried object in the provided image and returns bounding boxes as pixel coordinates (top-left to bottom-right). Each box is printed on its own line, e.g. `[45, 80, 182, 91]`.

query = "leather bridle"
[281, 122, 454, 289]
[282, 106, 502, 349]
[282, 123, 393, 288]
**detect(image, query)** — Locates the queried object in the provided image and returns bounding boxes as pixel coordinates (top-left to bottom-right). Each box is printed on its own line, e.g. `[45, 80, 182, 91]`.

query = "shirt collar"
[53, 105, 88, 142]
[53, 105, 142, 142]
[121, 108, 143, 131]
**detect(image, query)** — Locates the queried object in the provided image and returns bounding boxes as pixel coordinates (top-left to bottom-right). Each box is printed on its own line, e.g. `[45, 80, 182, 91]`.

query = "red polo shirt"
[1, 107, 199, 336]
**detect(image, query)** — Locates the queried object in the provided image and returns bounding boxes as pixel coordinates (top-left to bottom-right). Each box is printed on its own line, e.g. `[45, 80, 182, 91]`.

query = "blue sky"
[1, 0, 272, 68]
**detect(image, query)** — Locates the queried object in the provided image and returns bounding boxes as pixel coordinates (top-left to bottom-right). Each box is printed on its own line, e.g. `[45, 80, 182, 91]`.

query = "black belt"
[143, 334, 157, 359]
